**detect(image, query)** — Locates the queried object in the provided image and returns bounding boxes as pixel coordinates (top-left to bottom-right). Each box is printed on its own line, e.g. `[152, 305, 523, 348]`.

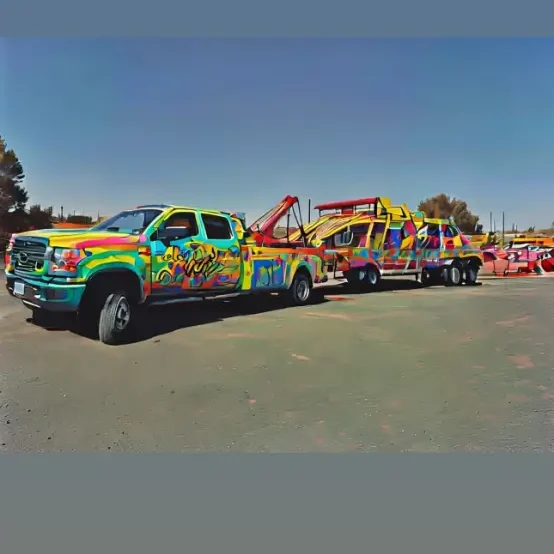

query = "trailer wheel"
[365, 267, 380, 288]
[465, 264, 479, 286]
[98, 291, 133, 345]
[285, 271, 312, 306]
[445, 262, 463, 287]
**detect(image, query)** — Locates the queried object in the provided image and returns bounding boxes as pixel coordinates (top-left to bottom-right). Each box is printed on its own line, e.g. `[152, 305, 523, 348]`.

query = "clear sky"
[2, 38, 554, 229]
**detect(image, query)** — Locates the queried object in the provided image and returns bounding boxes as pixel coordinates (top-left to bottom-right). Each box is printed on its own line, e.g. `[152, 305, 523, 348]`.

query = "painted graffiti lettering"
[156, 243, 225, 285]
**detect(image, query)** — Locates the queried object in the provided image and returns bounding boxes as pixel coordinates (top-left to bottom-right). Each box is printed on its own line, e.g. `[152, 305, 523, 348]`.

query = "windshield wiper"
[106, 227, 120, 232]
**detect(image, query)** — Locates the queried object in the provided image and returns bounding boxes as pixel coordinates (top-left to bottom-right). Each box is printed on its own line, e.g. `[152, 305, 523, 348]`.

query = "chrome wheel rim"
[296, 279, 310, 302]
[368, 271, 378, 285]
[451, 267, 461, 284]
[115, 297, 131, 331]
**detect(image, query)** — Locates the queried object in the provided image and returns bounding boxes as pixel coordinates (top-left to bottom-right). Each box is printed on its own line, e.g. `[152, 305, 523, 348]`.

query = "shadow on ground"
[24, 278, 478, 344]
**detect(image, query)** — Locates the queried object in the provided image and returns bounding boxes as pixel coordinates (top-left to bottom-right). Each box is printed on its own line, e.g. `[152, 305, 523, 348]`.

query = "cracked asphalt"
[1, 270, 554, 452]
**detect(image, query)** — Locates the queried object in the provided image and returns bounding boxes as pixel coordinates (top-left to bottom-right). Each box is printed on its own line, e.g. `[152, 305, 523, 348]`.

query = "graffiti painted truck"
[289, 196, 483, 288]
[4, 204, 326, 345]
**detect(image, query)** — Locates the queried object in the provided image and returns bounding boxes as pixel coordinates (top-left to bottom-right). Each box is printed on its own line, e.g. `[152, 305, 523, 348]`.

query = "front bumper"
[5, 274, 86, 312]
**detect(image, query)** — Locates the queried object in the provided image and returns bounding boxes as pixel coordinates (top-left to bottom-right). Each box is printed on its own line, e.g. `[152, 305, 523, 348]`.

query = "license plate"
[13, 281, 25, 297]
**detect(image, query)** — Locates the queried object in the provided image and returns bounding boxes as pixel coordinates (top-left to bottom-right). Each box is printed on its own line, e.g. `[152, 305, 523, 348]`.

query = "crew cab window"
[163, 211, 199, 236]
[201, 214, 233, 240]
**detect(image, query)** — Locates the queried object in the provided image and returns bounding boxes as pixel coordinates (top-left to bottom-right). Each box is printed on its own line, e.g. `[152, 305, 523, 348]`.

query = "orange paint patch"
[291, 353, 311, 361]
[326, 296, 354, 302]
[508, 355, 535, 369]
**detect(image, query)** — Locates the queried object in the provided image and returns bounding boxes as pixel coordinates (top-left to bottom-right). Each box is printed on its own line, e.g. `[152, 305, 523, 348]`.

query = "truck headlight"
[51, 247, 86, 273]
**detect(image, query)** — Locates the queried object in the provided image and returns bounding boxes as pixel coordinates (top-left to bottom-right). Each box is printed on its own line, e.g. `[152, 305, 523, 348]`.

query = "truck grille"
[12, 239, 47, 272]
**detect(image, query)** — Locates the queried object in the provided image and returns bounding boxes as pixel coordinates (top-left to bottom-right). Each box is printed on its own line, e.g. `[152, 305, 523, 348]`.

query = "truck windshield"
[91, 209, 163, 234]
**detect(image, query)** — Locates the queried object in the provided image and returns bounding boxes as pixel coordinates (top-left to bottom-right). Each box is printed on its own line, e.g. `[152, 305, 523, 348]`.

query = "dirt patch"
[508, 354, 535, 370]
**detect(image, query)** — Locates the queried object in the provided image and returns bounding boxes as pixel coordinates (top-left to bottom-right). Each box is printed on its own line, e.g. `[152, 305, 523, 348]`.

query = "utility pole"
[489, 211, 493, 233]
[501, 211, 505, 246]
[308, 199, 311, 224]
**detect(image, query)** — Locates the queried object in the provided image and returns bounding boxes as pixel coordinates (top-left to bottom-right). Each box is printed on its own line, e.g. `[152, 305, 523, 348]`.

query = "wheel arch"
[82, 268, 144, 307]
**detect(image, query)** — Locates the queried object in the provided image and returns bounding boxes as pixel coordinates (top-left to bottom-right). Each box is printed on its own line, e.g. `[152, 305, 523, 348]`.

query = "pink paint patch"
[248, 398, 257, 405]
[380, 424, 392, 433]
[508, 355, 535, 369]
[541, 393, 554, 400]
[291, 353, 311, 361]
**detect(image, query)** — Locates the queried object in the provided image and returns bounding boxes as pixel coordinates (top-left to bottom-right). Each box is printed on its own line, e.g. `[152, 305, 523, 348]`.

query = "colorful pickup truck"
[289, 196, 483, 288]
[4, 204, 327, 344]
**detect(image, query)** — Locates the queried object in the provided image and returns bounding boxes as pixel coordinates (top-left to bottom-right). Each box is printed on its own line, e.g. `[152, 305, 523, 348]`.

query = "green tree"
[417, 193, 480, 234]
[0, 134, 53, 234]
[67, 214, 93, 225]
[0, 136, 26, 216]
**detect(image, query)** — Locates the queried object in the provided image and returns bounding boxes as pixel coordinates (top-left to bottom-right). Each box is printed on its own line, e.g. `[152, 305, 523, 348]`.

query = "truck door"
[381, 217, 405, 272]
[197, 212, 242, 290]
[367, 217, 388, 271]
[149, 210, 203, 295]
[399, 219, 419, 272]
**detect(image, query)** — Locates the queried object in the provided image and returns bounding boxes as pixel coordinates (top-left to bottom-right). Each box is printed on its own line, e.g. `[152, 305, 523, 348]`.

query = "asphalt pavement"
[1, 270, 554, 452]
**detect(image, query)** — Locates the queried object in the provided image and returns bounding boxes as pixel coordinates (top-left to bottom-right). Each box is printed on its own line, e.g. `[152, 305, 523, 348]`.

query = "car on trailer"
[288, 197, 483, 288]
[4, 203, 326, 345]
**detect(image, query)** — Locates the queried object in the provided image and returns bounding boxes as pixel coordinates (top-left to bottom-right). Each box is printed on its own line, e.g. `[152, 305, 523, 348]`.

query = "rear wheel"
[445, 262, 463, 287]
[421, 269, 440, 287]
[365, 267, 380, 289]
[285, 271, 312, 306]
[345, 266, 380, 291]
[465, 264, 479, 286]
[98, 291, 134, 345]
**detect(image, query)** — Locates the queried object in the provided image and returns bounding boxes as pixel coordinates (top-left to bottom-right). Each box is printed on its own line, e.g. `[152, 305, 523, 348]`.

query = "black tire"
[98, 291, 133, 345]
[285, 271, 312, 306]
[421, 269, 440, 287]
[445, 262, 462, 287]
[465, 264, 479, 286]
[345, 266, 380, 291]
[365, 266, 381, 289]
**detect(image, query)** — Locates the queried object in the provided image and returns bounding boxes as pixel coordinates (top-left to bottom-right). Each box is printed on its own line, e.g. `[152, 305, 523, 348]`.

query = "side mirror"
[154, 226, 191, 241]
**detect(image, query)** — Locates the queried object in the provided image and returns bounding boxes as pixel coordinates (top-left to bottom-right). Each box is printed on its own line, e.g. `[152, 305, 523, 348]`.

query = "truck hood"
[15, 228, 143, 249]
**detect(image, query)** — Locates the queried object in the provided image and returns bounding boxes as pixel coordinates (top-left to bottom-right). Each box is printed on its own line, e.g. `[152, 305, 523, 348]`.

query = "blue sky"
[2, 38, 554, 229]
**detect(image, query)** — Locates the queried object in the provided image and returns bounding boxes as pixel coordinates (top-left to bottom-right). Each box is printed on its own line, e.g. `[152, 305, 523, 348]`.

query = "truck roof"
[134, 204, 231, 216]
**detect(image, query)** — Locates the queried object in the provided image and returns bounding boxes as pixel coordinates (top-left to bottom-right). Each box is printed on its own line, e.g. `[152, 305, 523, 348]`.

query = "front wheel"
[285, 272, 312, 306]
[98, 292, 133, 345]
